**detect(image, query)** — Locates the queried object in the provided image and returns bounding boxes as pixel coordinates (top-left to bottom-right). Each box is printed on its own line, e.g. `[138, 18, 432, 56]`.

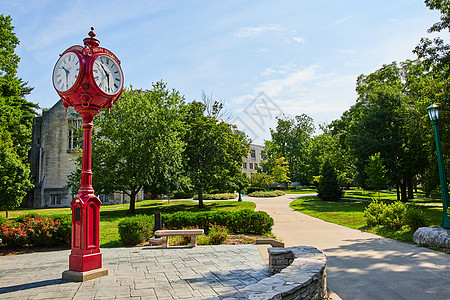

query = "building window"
[250, 149, 256, 158]
[261, 151, 266, 159]
[68, 119, 82, 152]
[249, 163, 253, 169]
[99, 194, 109, 203]
[50, 194, 61, 206]
[243, 162, 247, 169]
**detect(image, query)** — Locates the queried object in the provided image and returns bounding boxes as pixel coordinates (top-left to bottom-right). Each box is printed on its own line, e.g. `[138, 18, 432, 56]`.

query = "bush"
[246, 186, 263, 194]
[208, 223, 228, 244]
[22, 215, 61, 246]
[405, 204, 430, 231]
[162, 209, 273, 235]
[0, 215, 6, 225]
[172, 191, 195, 199]
[381, 201, 406, 230]
[118, 215, 154, 246]
[364, 200, 407, 230]
[364, 199, 386, 227]
[51, 214, 72, 245]
[249, 190, 285, 197]
[0, 221, 28, 247]
[193, 193, 237, 200]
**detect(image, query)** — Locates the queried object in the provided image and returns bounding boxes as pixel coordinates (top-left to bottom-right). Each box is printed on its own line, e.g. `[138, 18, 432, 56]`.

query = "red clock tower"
[52, 28, 124, 281]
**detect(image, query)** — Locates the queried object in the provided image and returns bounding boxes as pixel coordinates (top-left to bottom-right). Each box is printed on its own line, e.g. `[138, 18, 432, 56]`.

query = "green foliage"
[364, 200, 406, 230]
[271, 157, 291, 185]
[317, 159, 343, 202]
[364, 199, 387, 227]
[248, 190, 285, 197]
[118, 215, 154, 246]
[183, 100, 250, 208]
[0, 16, 37, 214]
[172, 191, 195, 199]
[193, 193, 236, 200]
[162, 209, 273, 235]
[264, 114, 315, 184]
[405, 204, 430, 231]
[365, 153, 388, 196]
[251, 173, 274, 190]
[208, 223, 229, 245]
[0, 145, 33, 215]
[51, 214, 71, 246]
[0, 215, 5, 225]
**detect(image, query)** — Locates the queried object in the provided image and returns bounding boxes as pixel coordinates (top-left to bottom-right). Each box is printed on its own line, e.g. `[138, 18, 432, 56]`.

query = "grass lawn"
[4, 199, 255, 248]
[290, 196, 444, 244]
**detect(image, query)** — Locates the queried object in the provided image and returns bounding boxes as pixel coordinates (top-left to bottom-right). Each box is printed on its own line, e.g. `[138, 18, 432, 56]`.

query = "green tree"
[67, 83, 186, 214]
[251, 173, 274, 191]
[0, 148, 33, 217]
[271, 157, 290, 187]
[266, 114, 314, 185]
[183, 101, 250, 208]
[0, 15, 37, 213]
[317, 159, 343, 202]
[365, 153, 389, 200]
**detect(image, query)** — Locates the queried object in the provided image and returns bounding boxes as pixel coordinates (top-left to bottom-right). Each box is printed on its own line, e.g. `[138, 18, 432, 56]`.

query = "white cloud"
[233, 24, 282, 38]
[293, 37, 306, 43]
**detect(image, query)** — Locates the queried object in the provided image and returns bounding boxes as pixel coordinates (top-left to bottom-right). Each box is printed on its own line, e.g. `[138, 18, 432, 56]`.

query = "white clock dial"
[53, 52, 81, 92]
[92, 55, 123, 95]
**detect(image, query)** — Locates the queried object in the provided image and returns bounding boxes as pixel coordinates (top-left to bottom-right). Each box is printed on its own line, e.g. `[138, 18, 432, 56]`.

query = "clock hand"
[60, 66, 70, 89]
[100, 65, 111, 92]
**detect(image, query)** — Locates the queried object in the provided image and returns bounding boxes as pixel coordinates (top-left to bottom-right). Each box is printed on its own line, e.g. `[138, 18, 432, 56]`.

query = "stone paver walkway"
[0, 245, 269, 299]
[249, 194, 450, 300]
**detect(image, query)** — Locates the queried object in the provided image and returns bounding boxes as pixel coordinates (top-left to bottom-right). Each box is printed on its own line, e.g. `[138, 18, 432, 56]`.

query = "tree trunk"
[167, 194, 171, 204]
[400, 180, 407, 202]
[407, 176, 414, 199]
[129, 191, 137, 214]
[197, 186, 205, 208]
[5, 210, 8, 218]
[284, 182, 288, 190]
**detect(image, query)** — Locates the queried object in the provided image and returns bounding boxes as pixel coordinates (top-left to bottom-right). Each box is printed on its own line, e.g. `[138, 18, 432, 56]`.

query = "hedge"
[118, 215, 154, 246]
[161, 209, 273, 235]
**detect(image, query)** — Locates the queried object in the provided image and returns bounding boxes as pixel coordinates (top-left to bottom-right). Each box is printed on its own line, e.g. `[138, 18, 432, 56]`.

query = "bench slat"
[155, 229, 204, 236]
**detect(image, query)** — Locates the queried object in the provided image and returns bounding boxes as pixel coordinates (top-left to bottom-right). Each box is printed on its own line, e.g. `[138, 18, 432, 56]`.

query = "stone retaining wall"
[219, 246, 327, 299]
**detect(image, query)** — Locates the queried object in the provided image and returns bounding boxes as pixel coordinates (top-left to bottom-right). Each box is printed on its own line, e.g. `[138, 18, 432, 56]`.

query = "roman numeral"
[114, 83, 118, 89]
[115, 77, 120, 81]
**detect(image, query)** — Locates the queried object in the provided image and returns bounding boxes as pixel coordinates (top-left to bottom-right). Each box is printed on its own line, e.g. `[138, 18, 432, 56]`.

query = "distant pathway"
[246, 194, 450, 300]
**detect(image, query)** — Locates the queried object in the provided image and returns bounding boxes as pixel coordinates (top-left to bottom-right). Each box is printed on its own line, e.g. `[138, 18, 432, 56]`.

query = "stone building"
[25, 100, 143, 208]
[242, 144, 265, 177]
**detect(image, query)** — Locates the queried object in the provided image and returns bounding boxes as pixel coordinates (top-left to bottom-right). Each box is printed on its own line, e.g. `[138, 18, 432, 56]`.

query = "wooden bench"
[154, 229, 204, 248]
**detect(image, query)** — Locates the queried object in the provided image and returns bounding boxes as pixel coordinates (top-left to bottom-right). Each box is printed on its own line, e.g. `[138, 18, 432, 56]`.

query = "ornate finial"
[83, 27, 100, 47]
[88, 27, 96, 38]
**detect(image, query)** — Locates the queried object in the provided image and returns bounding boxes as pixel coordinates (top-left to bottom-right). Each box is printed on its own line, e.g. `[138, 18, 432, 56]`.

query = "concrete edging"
[219, 246, 327, 299]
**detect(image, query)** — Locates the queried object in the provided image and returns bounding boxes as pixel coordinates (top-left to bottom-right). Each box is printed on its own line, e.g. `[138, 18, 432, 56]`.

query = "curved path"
[247, 194, 450, 300]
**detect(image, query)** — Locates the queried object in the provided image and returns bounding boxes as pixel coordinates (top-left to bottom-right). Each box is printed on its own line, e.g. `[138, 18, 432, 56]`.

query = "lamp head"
[427, 103, 440, 123]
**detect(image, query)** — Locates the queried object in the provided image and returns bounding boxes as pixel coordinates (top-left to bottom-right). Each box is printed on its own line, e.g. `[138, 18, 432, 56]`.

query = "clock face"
[92, 55, 123, 95]
[53, 52, 81, 92]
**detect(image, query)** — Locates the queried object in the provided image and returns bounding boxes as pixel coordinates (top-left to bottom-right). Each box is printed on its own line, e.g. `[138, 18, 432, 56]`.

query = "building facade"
[25, 100, 143, 208]
[242, 144, 265, 177]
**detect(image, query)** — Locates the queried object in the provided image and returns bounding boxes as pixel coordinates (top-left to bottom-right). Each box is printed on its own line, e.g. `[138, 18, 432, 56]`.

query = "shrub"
[172, 191, 195, 199]
[381, 201, 406, 230]
[246, 186, 263, 194]
[118, 215, 154, 246]
[364, 200, 407, 230]
[51, 214, 72, 245]
[193, 193, 237, 200]
[208, 223, 228, 244]
[364, 199, 387, 227]
[15, 213, 40, 223]
[0, 221, 28, 247]
[405, 204, 430, 231]
[0, 215, 6, 225]
[162, 209, 274, 235]
[249, 190, 285, 197]
[22, 216, 61, 246]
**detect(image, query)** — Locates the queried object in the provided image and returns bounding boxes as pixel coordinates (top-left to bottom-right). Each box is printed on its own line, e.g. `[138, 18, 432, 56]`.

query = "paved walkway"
[249, 194, 450, 300]
[0, 245, 269, 299]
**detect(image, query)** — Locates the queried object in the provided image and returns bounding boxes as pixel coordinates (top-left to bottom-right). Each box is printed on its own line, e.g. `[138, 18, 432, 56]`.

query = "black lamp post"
[427, 103, 450, 229]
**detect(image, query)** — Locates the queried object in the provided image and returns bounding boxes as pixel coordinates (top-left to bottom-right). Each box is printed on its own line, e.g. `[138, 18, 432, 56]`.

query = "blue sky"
[2, 0, 448, 143]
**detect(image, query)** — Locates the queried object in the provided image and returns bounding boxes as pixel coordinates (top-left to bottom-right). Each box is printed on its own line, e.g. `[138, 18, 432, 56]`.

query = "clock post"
[52, 28, 124, 281]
